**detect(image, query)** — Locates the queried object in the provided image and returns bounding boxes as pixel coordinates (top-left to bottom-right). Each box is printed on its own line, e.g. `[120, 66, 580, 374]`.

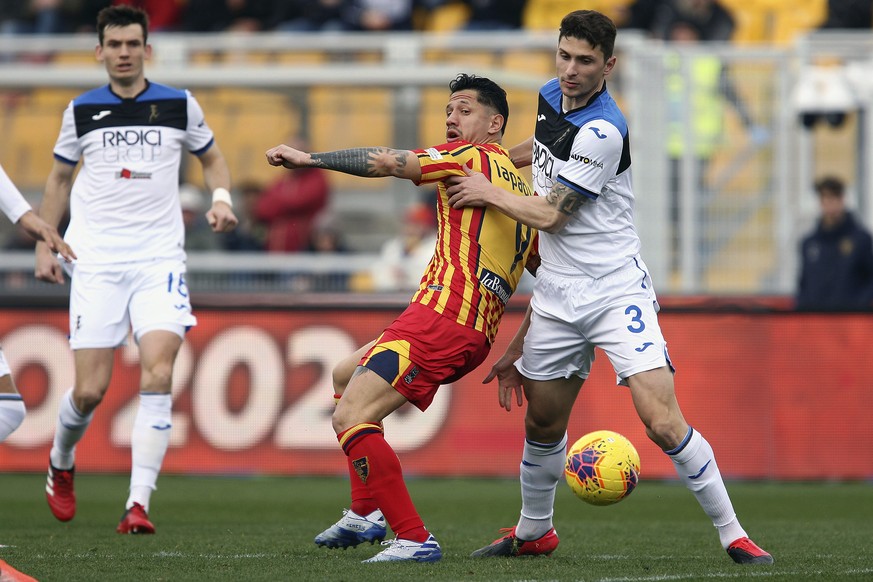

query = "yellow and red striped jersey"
[412, 140, 537, 343]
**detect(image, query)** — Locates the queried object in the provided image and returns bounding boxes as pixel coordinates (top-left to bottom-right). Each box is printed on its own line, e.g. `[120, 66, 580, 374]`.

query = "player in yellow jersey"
[266, 73, 538, 563]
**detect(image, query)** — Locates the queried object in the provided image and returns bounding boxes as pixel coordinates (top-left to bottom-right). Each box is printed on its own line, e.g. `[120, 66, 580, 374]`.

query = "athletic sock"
[516, 433, 568, 540]
[0, 393, 26, 442]
[338, 423, 428, 542]
[126, 393, 172, 512]
[333, 393, 379, 516]
[50, 388, 93, 470]
[667, 427, 747, 548]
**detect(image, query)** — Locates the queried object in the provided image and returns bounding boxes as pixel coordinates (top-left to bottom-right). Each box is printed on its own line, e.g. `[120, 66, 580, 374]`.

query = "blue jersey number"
[625, 305, 645, 333]
[167, 272, 189, 298]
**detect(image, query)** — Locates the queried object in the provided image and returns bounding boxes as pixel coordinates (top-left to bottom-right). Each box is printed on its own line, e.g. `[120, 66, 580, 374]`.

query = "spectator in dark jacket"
[797, 176, 873, 310]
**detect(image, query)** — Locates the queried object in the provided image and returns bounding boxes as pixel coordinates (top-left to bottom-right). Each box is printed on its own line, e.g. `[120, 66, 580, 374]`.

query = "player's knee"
[73, 388, 105, 414]
[141, 363, 174, 392]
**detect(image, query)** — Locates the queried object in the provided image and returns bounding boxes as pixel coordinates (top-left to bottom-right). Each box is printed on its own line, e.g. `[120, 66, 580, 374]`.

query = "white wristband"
[212, 187, 233, 207]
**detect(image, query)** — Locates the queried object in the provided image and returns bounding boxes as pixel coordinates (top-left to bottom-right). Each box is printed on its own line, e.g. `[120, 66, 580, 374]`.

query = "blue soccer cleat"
[314, 509, 387, 549]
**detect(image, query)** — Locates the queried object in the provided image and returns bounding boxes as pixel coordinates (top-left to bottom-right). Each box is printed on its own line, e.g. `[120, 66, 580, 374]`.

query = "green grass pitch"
[1, 473, 871, 581]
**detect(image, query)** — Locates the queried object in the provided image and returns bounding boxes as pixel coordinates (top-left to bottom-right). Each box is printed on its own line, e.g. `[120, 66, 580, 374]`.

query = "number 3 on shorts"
[625, 304, 645, 333]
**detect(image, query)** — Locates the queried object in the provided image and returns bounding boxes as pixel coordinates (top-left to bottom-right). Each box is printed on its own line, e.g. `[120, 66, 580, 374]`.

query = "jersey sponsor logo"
[479, 268, 512, 305]
[102, 128, 163, 163]
[117, 168, 153, 180]
[589, 126, 607, 139]
[425, 147, 443, 160]
[537, 114, 547, 121]
[532, 140, 556, 192]
[570, 153, 604, 169]
[91, 110, 112, 121]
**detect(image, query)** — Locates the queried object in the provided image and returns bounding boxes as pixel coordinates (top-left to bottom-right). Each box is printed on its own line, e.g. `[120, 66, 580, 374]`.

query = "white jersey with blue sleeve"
[53, 81, 215, 265]
[531, 79, 640, 278]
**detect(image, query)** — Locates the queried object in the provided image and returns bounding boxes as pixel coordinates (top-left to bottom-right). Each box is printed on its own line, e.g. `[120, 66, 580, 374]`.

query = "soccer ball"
[564, 430, 641, 506]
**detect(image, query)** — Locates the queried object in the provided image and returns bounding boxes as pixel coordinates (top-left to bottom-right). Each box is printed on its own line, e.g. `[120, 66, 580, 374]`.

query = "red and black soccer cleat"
[470, 526, 559, 557]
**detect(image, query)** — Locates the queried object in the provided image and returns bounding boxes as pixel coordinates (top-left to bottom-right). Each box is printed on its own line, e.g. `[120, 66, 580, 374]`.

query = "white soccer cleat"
[362, 534, 443, 563]
[314, 509, 387, 549]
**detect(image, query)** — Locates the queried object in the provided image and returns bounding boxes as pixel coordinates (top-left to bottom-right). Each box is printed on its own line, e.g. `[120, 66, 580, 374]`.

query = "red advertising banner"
[1, 306, 871, 480]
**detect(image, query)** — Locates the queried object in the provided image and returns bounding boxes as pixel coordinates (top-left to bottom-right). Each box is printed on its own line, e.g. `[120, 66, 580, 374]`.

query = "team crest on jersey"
[352, 457, 370, 484]
[149, 104, 160, 123]
[117, 168, 152, 180]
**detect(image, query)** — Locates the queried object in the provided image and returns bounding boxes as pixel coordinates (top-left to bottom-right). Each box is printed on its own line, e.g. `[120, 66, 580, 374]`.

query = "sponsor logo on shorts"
[427, 284, 443, 292]
[479, 268, 512, 305]
[403, 366, 419, 385]
[634, 342, 654, 352]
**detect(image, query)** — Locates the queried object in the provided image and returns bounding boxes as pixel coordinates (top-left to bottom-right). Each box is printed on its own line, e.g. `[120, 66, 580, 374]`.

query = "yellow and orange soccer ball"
[564, 430, 641, 506]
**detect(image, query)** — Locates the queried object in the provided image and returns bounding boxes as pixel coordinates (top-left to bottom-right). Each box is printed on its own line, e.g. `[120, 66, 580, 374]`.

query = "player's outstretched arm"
[17, 211, 76, 264]
[508, 136, 534, 168]
[486, 304, 533, 412]
[447, 167, 578, 234]
[199, 144, 238, 233]
[35, 160, 75, 284]
[266, 144, 422, 182]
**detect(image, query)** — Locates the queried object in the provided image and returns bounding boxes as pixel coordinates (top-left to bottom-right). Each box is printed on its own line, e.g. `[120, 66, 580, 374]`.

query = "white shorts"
[68, 259, 197, 350]
[518, 257, 673, 385]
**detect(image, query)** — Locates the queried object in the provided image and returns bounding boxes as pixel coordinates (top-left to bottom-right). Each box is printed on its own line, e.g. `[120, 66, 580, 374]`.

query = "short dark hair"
[815, 176, 845, 197]
[97, 5, 149, 45]
[559, 10, 617, 61]
[449, 73, 509, 135]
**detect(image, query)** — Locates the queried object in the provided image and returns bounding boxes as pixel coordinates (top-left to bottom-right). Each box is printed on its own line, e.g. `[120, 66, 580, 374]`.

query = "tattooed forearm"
[546, 183, 589, 215]
[310, 147, 407, 178]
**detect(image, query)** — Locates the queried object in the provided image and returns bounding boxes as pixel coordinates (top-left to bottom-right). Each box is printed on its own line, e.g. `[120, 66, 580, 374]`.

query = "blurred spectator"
[113, 0, 184, 31]
[343, 0, 416, 31]
[370, 203, 437, 292]
[628, 0, 735, 41]
[664, 18, 766, 271]
[272, 0, 346, 31]
[0, 0, 64, 35]
[306, 212, 349, 253]
[820, 0, 873, 30]
[222, 181, 267, 252]
[182, 0, 273, 32]
[254, 136, 331, 253]
[287, 212, 351, 292]
[180, 183, 220, 251]
[427, 0, 526, 30]
[797, 176, 873, 310]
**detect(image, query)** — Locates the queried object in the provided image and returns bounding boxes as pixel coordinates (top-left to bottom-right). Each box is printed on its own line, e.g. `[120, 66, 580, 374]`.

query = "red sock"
[339, 423, 428, 542]
[347, 454, 379, 516]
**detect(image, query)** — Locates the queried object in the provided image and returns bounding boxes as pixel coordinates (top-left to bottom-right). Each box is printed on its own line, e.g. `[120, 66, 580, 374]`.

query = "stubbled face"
[445, 89, 502, 143]
[819, 190, 846, 226]
[97, 24, 150, 88]
[555, 36, 615, 110]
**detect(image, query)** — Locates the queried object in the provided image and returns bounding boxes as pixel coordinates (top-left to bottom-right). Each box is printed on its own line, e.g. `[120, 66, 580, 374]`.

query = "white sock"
[50, 388, 93, 470]
[668, 427, 747, 548]
[0, 394, 26, 442]
[127, 393, 172, 512]
[516, 433, 568, 540]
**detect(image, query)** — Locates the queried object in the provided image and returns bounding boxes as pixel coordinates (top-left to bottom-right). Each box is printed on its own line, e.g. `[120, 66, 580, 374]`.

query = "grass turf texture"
[1, 474, 871, 581]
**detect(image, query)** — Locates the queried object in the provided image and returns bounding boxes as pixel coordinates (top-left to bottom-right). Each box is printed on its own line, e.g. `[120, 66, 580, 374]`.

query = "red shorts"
[360, 302, 491, 411]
